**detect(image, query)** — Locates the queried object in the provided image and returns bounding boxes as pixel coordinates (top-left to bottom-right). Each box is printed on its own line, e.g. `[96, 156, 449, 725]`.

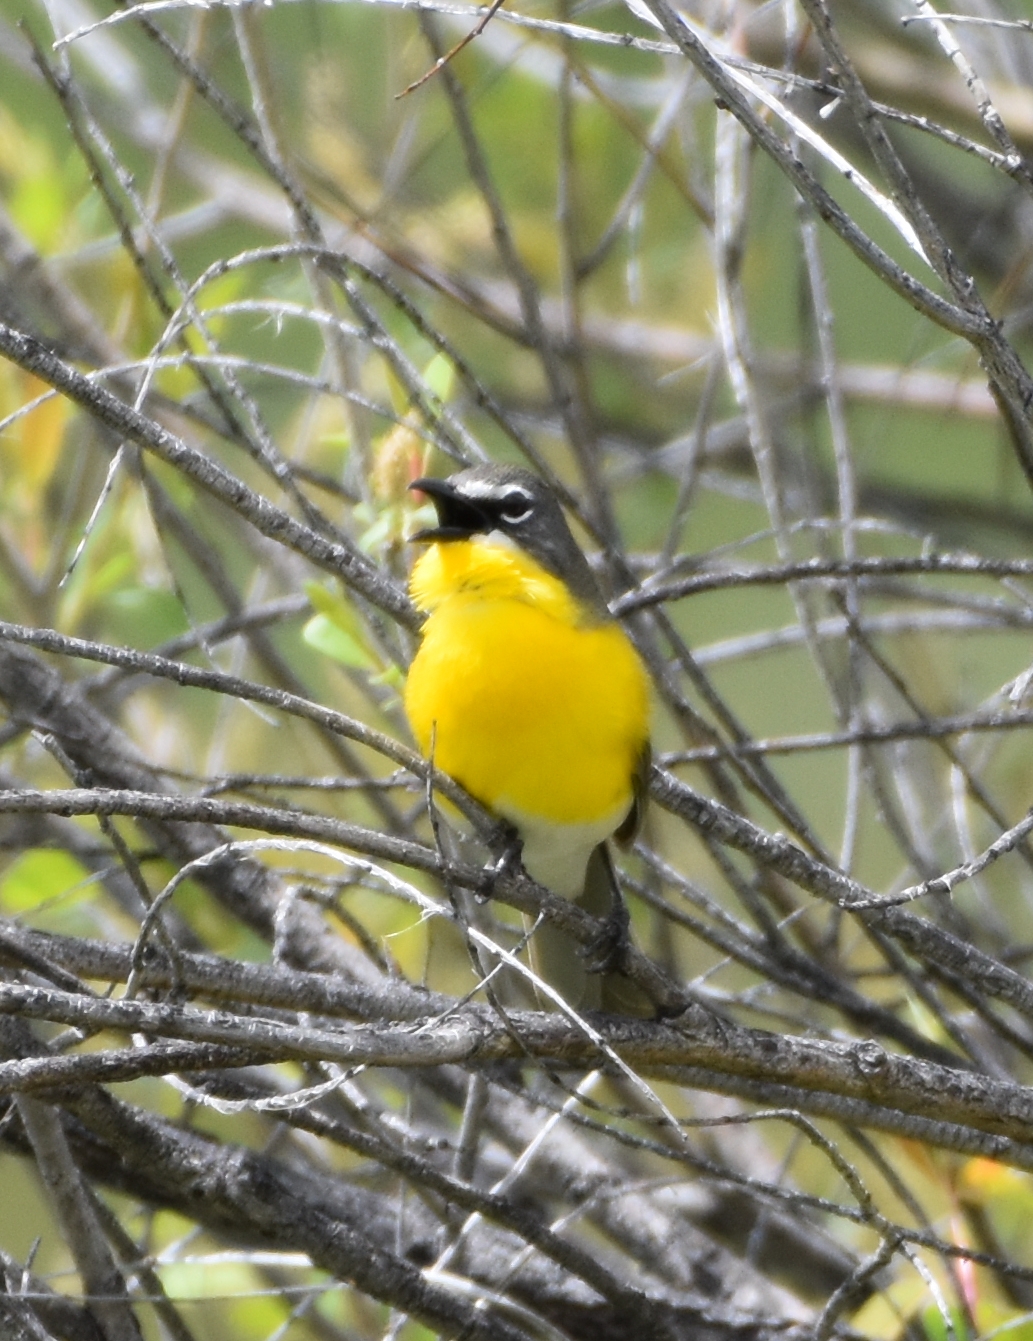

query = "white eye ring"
[499, 491, 533, 524]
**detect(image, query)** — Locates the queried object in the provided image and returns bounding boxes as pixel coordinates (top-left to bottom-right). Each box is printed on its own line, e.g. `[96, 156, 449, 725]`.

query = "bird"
[403, 463, 651, 1013]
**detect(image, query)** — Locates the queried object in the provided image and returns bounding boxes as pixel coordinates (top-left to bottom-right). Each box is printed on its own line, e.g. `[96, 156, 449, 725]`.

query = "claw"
[475, 824, 524, 904]
[581, 889, 630, 976]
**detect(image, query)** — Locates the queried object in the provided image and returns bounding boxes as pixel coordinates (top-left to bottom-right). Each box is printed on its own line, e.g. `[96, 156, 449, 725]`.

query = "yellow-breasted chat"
[403, 464, 651, 1013]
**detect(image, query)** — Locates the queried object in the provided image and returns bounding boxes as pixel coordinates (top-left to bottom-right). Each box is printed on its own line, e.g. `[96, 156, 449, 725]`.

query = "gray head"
[409, 465, 606, 616]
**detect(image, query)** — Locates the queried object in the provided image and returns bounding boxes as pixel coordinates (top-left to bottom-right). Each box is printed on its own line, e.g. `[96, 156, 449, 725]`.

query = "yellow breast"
[404, 537, 650, 828]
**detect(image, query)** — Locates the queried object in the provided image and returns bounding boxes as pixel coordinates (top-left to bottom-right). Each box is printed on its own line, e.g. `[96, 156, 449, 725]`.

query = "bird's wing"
[614, 741, 651, 847]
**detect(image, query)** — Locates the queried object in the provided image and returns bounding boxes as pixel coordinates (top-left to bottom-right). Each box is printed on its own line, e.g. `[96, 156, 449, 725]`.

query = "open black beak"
[407, 477, 490, 542]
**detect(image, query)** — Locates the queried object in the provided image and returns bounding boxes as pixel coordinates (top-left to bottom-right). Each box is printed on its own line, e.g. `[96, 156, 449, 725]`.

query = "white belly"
[501, 803, 627, 900]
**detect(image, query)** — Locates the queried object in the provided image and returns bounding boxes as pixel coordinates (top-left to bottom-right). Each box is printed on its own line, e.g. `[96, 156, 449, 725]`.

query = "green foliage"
[303, 581, 380, 670]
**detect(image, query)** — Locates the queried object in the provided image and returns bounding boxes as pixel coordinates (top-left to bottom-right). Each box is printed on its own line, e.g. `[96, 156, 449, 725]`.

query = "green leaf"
[422, 352, 455, 408]
[104, 585, 189, 647]
[303, 581, 378, 669]
[303, 612, 376, 669]
[922, 1307, 970, 1341]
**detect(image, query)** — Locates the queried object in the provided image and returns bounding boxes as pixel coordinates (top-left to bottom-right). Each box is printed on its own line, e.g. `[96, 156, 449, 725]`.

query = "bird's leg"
[476, 821, 524, 904]
[578, 845, 632, 976]
[581, 884, 631, 976]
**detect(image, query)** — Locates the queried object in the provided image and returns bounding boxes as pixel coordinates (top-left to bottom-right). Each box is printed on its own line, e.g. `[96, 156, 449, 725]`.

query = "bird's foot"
[475, 824, 524, 904]
[581, 891, 631, 976]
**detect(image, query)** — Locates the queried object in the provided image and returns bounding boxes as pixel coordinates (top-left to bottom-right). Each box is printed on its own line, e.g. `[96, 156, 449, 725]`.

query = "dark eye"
[499, 490, 533, 524]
